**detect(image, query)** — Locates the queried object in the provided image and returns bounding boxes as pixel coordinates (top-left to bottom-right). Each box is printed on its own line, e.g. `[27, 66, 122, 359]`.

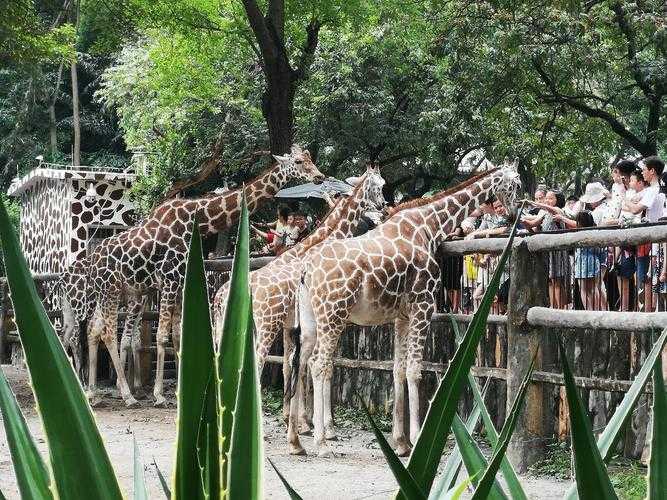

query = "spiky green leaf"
[172, 223, 217, 499]
[564, 327, 667, 499]
[216, 190, 254, 488]
[133, 436, 148, 500]
[0, 367, 53, 499]
[451, 414, 507, 500]
[0, 194, 122, 498]
[450, 316, 528, 500]
[358, 393, 426, 499]
[558, 341, 617, 500]
[429, 379, 490, 499]
[648, 353, 666, 499]
[268, 458, 304, 500]
[226, 302, 262, 499]
[471, 356, 535, 499]
[153, 459, 171, 499]
[401, 206, 522, 497]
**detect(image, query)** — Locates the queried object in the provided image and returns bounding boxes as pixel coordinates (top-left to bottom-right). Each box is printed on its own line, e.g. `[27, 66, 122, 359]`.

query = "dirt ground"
[0, 366, 569, 499]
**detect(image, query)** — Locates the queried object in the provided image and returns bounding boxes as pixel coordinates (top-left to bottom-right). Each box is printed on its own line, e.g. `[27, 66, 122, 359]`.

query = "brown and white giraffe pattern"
[295, 161, 521, 457]
[212, 165, 386, 450]
[62, 146, 325, 407]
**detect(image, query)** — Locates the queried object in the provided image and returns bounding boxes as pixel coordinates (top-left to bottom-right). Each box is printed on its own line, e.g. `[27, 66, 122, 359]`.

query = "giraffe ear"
[273, 154, 289, 163]
[346, 176, 361, 187]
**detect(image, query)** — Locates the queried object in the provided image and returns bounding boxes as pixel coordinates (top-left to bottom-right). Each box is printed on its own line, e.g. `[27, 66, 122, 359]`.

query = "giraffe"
[293, 161, 521, 457]
[212, 164, 386, 447]
[64, 146, 325, 407]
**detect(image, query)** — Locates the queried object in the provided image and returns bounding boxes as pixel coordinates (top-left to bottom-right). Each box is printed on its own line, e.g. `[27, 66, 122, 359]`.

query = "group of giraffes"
[57, 144, 521, 458]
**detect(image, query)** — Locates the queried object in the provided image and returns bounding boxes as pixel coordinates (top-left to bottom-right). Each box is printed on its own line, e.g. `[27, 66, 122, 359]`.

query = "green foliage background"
[2, 0, 667, 210]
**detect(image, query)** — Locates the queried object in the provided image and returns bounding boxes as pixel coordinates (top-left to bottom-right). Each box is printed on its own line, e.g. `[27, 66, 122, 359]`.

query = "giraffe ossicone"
[293, 163, 521, 457]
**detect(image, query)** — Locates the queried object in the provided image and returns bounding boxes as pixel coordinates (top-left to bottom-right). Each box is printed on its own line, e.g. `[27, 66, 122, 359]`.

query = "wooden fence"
[1, 225, 667, 471]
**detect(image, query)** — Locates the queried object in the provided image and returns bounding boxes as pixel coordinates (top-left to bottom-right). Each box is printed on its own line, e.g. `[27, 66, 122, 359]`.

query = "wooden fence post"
[506, 240, 550, 472]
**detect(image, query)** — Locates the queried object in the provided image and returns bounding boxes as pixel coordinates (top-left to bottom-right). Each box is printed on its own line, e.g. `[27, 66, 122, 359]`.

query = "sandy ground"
[0, 365, 569, 499]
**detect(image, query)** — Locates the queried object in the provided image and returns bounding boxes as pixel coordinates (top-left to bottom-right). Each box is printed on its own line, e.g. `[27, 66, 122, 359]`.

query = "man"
[623, 156, 665, 222]
[622, 156, 665, 312]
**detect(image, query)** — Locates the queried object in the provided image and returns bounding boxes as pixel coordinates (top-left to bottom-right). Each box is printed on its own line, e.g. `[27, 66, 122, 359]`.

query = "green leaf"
[441, 474, 478, 500]
[0, 367, 53, 499]
[450, 316, 528, 500]
[358, 393, 426, 500]
[471, 355, 536, 500]
[172, 223, 217, 499]
[224, 193, 263, 499]
[153, 459, 171, 499]
[0, 194, 122, 498]
[558, 341, 617, 500]
[564, 327, 667, 499]
[451, 414, 508, 500]
[133, 436, 148, 500]
[429, 379, 490, 499]
[216, 190, 254, 488]
[268, 458, 304, 500]
[648, 352, 666, 499]
[401, 206, 523, 497]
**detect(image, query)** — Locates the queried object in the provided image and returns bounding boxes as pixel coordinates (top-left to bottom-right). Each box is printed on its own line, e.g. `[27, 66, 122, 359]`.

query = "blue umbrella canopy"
[275, 177, 353, 199]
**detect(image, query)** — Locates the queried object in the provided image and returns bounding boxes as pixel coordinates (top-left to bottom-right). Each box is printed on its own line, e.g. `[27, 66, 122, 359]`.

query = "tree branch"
[163, 134, 225, 199]
[531, 57, 650, 155]
[267, 0, 284, 41]
[241, 0, 277, 65]
[293, 19, 321, 82]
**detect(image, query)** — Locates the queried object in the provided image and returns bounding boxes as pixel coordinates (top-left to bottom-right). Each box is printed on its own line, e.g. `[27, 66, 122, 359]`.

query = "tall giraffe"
[294, 161, 521, 456]
[64, 146, 325, 407]
[212, 164, 386, 447]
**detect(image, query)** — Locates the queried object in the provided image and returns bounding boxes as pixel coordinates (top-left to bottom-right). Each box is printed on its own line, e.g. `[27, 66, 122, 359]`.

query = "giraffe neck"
[200, 163, 291, 234]
[412, 172, 502, 247]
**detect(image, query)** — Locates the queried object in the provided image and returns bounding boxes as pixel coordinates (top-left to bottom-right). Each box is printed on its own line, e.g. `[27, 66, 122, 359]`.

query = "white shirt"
[619, 188, 641, 225]
[606, 182, 625, 221]
[639, 184, 665, 222]
[592, 202, 609, 226]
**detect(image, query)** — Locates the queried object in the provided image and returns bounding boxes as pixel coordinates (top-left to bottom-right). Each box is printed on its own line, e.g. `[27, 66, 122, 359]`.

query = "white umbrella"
[275, 177, 353, 199]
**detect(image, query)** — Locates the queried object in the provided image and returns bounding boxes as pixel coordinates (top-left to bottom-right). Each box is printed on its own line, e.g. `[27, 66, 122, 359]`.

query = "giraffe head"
[273, 145, 326, 184]
[494, 157, 522, 210]
[347, 163, 387, 212]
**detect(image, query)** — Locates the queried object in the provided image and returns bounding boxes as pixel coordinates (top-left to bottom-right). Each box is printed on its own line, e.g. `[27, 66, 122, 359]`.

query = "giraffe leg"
[309, 322, 345, 458]
[120, 292, 143, 392]
[323, 377, 336, 440]
[86, 310, 103, 405]
[281, 323, 294, 426]
[102, 299, 139, 408]
[171, 299, 182, 365]
[153, 291, 175, 407]
[406, 303, 432, 445]
[392, 316, 411, 456]
[131, 297, 147, 393]
[286, 291, 319, 454]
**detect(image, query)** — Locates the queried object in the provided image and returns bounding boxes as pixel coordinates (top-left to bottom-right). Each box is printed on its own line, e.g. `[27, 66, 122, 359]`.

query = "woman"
[573, 211, 607, 310]
[523, 189, 571, 308]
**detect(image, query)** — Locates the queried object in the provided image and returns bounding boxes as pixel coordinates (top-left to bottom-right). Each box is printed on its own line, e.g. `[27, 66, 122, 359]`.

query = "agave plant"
[0, 194, 269, 499]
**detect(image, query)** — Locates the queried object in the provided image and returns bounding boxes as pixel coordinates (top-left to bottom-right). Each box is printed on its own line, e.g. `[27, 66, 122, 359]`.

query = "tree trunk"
[70, 59, 80, 166]
[262, 66, 295, 155]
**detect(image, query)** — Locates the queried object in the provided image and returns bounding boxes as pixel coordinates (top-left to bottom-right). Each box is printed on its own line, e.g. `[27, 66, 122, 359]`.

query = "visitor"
[601, 160, 636, 225]
[528, 184, 547, 216]
[573, 211, 607, 310]
[522, 189, 570, 308]
[623, 156, 665, 311]
[442, 226, 464, 312]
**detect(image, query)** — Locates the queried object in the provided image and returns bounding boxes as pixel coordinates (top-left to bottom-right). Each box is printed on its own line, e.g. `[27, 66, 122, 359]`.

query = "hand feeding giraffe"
[294, 160, 521, 457]
[62, 146, 325, 407]
[212, 164, 386, 450]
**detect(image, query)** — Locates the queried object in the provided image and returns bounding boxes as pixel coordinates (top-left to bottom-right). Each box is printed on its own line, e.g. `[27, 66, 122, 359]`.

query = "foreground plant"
[0, 194, 270, 499]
